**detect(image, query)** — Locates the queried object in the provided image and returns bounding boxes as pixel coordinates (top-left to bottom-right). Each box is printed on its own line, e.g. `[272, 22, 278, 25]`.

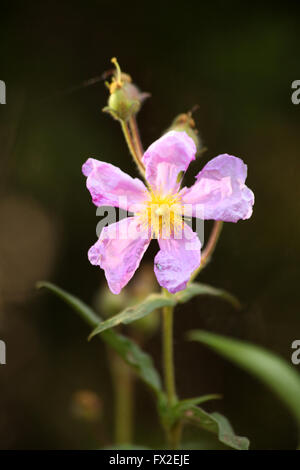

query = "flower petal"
[82, 158, 149, 211]
[88, 217, 151, 294]
[142, 131, 196, 194]
[180, 154, 254, 222]
[154, 223, 201, 294]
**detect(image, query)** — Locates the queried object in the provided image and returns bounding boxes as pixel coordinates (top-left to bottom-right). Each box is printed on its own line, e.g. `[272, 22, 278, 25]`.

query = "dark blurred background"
[0, 1, 300, 450]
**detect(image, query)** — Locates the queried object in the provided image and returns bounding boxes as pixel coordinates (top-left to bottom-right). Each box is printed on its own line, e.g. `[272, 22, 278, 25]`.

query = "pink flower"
[82, 131, 254, 294]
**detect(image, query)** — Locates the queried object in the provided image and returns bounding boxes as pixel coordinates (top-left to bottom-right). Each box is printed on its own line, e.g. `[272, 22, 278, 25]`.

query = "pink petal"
[82, 158, 149, 212]
[154, 223, 201, 293]
[88, 217, 151, 294]
[180, 154, 254, 222]
[142, 131, 196, 195]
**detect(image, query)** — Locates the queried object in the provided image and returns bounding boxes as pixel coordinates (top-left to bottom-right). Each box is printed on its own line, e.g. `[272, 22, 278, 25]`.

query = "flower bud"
[103, 58, 150, 122]
[166, 112, 202, 154]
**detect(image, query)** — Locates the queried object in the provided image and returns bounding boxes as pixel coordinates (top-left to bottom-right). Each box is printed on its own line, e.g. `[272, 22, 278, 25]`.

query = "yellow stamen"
[136, 191, 184, 239]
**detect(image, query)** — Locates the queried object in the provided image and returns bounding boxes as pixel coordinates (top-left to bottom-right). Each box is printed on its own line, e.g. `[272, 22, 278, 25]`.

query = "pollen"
[136, 191, 184, 239]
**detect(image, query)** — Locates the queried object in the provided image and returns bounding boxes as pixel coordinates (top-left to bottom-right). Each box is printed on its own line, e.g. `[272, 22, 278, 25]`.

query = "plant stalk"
[162, 304, 176, 406]
[162, 288, 181, 449]
[120, 120, 145, 177]
[129, 116, 144, 161]
[109, 350, 134, 445]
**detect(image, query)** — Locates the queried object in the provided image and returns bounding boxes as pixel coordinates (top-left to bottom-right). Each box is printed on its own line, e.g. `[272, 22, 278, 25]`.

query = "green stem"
[162, 289, 181, 449]
[162, 303, 176, 406]
[120, 120, 145, 177]
[169, 420, 183, 449]
[108, 349, 134, 445]
[129, 116, 144, 160]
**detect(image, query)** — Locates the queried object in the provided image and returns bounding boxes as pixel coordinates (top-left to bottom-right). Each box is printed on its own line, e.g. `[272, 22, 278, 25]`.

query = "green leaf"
[103, 329, 163, 395]
[37, 281, 101, 328]
[161, 394, 222, 429]
[184, 406, 249, 450]
[158, 393, 248, 450]
[175, 282, 241, 310]
[89, 293, 175, 339]
[37, 282, 163, 396]
[89, 282, 240, 340]
[174, 394, 222, 415]
[188, 330, 300, 424]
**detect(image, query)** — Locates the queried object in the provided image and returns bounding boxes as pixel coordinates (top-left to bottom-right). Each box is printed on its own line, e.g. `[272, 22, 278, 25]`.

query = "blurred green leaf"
[175, 283, 241, 310]
[37, 281, 163, 395]
[184, 406, 249, 450]
[89, 293, 175, 339]
[188, 330, 300, 424]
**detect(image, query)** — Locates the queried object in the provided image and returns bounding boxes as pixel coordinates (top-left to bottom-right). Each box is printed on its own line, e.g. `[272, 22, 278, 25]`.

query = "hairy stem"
[129, 116, 144, 161]
[120, 120, 145, 177]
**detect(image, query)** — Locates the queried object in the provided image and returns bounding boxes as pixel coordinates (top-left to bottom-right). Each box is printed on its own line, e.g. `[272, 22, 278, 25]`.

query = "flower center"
[137, 191, 183, 239]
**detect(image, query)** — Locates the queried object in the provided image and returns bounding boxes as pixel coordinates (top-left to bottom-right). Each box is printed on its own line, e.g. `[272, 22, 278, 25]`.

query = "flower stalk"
[162, 291, 177, 407]
[120, 120, 145, 177]
[109, 350, 134, 445]
[162, 288, 182, 449]
[129, 115, 144, 161]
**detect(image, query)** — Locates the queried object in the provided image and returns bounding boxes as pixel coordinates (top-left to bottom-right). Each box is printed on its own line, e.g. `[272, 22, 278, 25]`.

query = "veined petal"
[142, 131, 196, 195]
[82, 158, 149, 211]
[154, 223, 201, 294]
[180, 154, 254, 222]
[88, 217, 151, 294]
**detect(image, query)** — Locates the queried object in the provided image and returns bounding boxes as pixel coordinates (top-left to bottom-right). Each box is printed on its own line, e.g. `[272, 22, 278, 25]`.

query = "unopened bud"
[166, 112, 202, 154]
[103, 58, 150, 122]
